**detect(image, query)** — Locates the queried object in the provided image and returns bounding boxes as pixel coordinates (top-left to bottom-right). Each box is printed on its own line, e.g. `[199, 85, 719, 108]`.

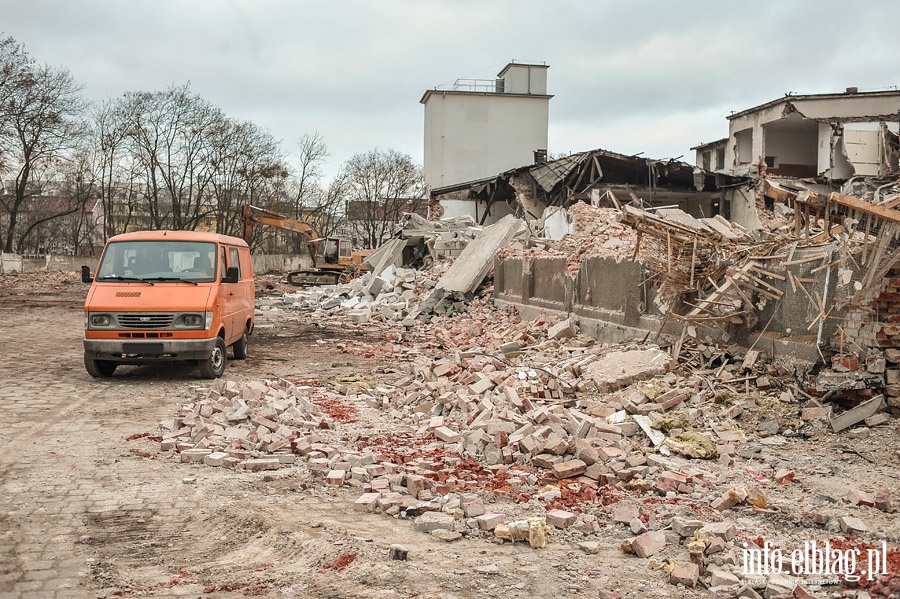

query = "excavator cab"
[317, 238, 353, 269]
[321, 238, 340, 266]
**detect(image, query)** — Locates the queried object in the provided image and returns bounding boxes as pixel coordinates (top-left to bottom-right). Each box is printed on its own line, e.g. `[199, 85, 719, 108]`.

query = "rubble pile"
[278, 263, 443, 326]
[277, 214, 528, 326]
[393, 212, 480, 262]
[498, 202, 637, 276]
[0, 269, 81, 291]
[161, 187, 900, 595]
[159, 378, 337, 470]
[160, 320, 898, 596]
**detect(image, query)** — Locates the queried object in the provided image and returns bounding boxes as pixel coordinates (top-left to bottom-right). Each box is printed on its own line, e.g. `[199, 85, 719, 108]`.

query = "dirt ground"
[0, 272, 898, 599]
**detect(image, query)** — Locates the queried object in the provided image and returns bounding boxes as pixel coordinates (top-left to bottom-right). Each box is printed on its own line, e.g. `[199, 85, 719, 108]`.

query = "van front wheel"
[85, 354, 117, 378]
[232, 330, 249, 360]
[199, 337, 227, 378]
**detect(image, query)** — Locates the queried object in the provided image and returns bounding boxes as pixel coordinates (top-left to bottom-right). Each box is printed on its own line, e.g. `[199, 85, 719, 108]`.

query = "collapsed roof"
[430, 148, 744, 224]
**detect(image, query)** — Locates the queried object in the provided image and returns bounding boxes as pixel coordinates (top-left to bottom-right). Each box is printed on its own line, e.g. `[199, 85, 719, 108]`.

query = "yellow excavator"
[240, 204, 371, 285]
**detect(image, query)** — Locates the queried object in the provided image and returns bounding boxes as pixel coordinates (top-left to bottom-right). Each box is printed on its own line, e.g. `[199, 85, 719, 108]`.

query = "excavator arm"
[240, 204, 320, 268]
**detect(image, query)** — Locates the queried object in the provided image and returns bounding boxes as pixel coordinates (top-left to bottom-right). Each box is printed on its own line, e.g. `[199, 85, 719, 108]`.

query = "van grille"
[117, 313, 175, 329]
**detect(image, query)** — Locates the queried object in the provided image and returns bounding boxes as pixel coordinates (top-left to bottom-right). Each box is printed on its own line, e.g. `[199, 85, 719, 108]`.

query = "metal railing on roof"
[451, 78, 504, 93]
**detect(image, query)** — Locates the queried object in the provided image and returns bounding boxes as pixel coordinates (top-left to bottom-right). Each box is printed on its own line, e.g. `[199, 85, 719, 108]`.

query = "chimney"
[845, 86, 858, 94]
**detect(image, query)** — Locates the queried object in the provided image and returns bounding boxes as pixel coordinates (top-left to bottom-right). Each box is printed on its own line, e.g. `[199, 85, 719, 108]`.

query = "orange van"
[81, 230, 255, 378]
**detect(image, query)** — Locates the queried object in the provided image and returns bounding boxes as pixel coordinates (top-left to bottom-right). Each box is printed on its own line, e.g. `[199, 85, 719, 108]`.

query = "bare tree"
[90, 97, 134, 238]
[340, 148, 424, 248]
[0, 36, 86, 252]
[207, 118, 287, 238]
[117, 84, 224, 231]
[13, 148, 98, 254]
[293, 132, 329, 215]
[0, 36, 30, 174]
[283, 131, 330, 252]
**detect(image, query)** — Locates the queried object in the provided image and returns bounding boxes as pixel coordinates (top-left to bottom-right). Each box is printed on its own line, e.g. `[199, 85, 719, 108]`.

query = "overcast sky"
[4, 0, 900, 180]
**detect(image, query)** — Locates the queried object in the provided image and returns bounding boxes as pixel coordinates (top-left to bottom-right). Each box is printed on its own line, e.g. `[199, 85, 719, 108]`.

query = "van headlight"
[89, 313, 112, 328]
[180, 313, 205, 328]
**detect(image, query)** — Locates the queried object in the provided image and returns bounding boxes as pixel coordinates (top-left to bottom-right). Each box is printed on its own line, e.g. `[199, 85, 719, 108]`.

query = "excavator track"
[286, 270, 340, 286]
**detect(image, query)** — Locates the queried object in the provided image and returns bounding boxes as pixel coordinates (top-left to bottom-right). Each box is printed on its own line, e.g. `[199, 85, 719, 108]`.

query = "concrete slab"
[582, 348, 673, 392]
[433, 215, 523, 294]
[364, 238, 406, 277]
[830, 394, 887, 432]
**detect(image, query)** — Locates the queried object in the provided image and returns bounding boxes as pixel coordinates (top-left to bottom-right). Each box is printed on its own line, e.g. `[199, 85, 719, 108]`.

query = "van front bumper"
[83, 337, 218, 362]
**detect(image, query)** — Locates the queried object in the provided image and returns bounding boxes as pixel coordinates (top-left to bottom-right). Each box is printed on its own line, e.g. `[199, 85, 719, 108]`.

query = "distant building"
[690, 139, 727, 173]
[719, 88, 900, 179]
[421, 62, 552, 196]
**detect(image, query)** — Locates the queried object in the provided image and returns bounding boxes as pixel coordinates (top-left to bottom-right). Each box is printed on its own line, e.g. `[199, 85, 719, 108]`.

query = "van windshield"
[96, 240, 218, 283]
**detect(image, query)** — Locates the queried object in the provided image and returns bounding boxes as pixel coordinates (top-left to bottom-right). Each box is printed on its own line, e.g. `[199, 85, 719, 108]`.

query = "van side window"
[220, 246, 228, 280]
[229, 247, 241, 279]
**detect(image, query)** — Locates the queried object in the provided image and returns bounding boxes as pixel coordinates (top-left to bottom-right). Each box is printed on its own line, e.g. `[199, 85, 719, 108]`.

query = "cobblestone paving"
[0, 305, 235, 598]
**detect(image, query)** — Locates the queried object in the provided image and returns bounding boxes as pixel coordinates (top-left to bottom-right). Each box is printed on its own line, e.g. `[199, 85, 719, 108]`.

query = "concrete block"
[475, 513, 505, 531]
[353, 492, 382, 512]
[389, 544, 408, 560]
[702, 522, 736, 542]
[631, 530, 666, 558]
[180, 448, 212, 463]
[432, 215, 523, 294]
[612, 503, 639, 524]
[668, 561, 699, 587]
[240, 457, 280, 471]
[326, 470, 347, 485]
[709, 568, 740, 588]
[671, 517, 703, 538]
[839, 515, 868, 534]
[406, 474, 427, 499]
[552, 459, 587, 479]
[830, 394, 886, 432]
[414, 512, 455, 533]
[203, 451, 229, 467]
[548, 319, 576, 340]
[545, 509, 577, 529]
[434, 426, 460, 443]
[846, 488, 874, 507]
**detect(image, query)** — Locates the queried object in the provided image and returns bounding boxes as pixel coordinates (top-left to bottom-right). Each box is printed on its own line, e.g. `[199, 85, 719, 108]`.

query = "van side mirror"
[81, 265, 93, 283]
[223, 266, 239, 284]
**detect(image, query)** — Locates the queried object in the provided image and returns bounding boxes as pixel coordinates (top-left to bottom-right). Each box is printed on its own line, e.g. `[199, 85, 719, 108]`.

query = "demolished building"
[429, 147, 741, 226]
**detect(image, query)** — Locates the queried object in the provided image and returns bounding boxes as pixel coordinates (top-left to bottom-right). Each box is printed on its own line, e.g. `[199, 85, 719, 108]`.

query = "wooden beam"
[831, 192, 900, 225]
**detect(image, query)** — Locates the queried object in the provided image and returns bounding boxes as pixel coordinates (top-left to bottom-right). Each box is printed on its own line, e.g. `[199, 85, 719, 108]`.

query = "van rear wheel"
[233, 330, 249, 360]
[85, 354, 117, 378]
[199, 337, 227, 378]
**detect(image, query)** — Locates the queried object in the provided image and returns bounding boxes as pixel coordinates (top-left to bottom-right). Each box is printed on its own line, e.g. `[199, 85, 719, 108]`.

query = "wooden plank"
[810, 259, 837, 274]
[732, 276, 781, 300]
[862, 212, 872, 265]
[739, 269, 783, 293]
[809, 224, 845, 244]
[831, 192, 900, 225]
[748, 254, 787, 260]
[631, 230, 642, 261]
[783, 253, 828, 266]
[749, 266, 786, 281]
[689, 238, 697, 288]
[724, 274, 754, 307]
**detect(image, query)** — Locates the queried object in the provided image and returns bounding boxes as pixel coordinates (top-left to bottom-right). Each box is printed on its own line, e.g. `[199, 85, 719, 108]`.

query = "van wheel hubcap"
[211, 346, 224, 369]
